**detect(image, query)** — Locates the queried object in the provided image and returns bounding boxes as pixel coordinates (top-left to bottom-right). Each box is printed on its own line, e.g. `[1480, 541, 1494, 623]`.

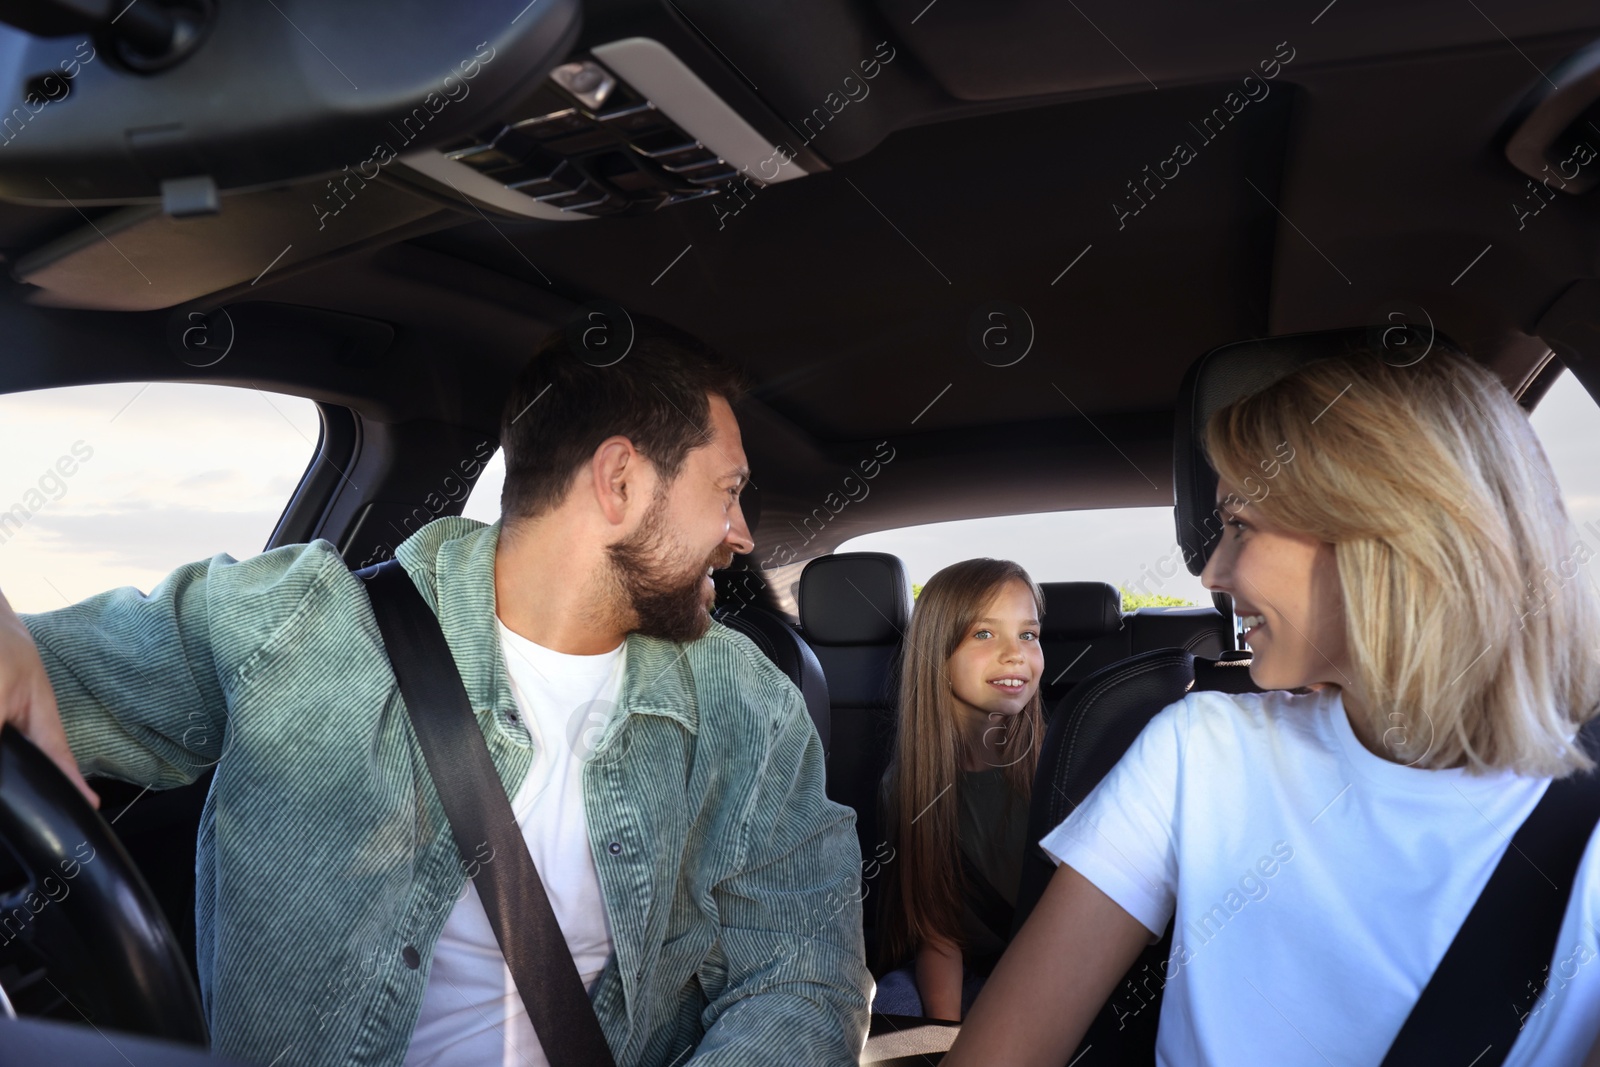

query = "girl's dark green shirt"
[957, 767, 1028, 970]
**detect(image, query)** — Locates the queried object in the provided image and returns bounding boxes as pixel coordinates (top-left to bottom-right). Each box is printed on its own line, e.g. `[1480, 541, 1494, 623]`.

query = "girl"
[873, 558, 1046, 1020]
[947, 349, 1600, 1064]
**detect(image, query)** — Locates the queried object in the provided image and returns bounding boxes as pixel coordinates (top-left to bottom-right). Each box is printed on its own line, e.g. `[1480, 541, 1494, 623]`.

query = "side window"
[0, 383, 320, 613]
[1529, 369, 1600, 539]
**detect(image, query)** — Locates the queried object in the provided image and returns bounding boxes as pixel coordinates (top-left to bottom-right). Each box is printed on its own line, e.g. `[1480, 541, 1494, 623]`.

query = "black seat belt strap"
[1381, 721, 1600, 1066]
[358, 560, 618, 1067]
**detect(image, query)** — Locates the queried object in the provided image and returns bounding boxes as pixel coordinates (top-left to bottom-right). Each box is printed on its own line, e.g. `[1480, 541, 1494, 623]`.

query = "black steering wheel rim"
[0, 724, 208, 1045]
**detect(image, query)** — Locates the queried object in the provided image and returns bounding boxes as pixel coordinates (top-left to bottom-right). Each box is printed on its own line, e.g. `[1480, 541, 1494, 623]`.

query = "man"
[0, 320, 871, 1065]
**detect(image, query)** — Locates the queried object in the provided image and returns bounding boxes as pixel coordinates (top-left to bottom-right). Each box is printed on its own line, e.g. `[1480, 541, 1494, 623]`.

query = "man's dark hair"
[499, 315, 747, 522]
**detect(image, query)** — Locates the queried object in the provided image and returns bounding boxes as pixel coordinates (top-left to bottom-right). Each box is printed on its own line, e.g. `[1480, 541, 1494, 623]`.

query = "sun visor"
[0, 0, 580, 204]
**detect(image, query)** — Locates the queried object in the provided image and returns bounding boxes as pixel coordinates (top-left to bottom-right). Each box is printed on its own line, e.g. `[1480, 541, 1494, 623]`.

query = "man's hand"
[0, 591, 99, 808]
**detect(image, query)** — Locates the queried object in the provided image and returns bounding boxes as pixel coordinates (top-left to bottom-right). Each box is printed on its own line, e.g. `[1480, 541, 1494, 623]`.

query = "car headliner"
[0, 0, 1595, 564]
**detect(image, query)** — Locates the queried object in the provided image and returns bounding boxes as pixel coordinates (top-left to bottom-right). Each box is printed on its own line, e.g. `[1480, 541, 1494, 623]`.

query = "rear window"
[837, 505, 1211, 608]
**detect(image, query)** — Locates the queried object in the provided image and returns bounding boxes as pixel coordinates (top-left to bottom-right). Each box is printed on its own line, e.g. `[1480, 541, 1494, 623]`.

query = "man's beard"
[606, 495, 733, 643]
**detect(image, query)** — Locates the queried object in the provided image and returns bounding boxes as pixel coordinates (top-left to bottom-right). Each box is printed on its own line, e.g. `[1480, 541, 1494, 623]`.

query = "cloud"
[26, 507, 283, 573]
[175, 469, 238, 491]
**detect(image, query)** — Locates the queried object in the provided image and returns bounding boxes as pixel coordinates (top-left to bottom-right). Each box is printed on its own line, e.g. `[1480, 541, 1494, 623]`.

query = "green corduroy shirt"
[23, 516, 870, 1066]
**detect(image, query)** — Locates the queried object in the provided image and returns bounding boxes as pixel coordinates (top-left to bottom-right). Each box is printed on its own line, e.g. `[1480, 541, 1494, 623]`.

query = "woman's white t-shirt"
[1039, 686, 1600, 1066]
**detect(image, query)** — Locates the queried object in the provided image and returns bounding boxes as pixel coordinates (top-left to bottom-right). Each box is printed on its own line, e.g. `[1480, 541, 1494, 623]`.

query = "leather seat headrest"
[798, 552, 912, 646]
[1039, 582, 1123, 638]
[1173, 325, 1461, 576]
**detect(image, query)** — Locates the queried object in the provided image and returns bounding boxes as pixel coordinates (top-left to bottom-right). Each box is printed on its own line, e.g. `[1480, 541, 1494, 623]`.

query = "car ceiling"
[0, 0, 1597, 565]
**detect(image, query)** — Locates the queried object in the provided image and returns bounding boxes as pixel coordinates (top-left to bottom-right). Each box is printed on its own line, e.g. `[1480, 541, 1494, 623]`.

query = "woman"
[947, 350, 1600, 1064]
[873, 558, 1046, 1020]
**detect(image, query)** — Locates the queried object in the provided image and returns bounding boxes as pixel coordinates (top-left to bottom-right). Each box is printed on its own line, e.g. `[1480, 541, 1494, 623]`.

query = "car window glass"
[461, 446, 506, 524]
[836, 505, 1213, 609]
[1529, 369, 1600, 542]
[0, 382, 320, 613]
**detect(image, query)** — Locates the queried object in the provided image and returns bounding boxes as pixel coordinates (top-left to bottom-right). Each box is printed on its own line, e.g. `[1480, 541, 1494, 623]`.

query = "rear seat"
[793, 569, 1235, 823]
[1037, 582, 1134, 706]
[794, 552, 912, 910]
[790, 550, 908, 959]
[1030, 582, 1235, 708]
[1129, 604, 1235, 659]
[790, 557, 1232, 951]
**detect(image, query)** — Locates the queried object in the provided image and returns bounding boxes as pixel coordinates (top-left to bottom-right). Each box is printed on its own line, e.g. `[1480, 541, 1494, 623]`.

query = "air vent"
[396, 38, 807, 221]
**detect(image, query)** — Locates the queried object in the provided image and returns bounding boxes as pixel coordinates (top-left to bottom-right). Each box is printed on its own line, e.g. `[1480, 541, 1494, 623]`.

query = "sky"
[2, 370, 1598, 616]
[0, 382, 321, 614]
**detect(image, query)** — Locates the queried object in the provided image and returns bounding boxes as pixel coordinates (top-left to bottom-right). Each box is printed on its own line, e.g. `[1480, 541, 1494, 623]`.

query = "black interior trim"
[268, 403, 358, 550]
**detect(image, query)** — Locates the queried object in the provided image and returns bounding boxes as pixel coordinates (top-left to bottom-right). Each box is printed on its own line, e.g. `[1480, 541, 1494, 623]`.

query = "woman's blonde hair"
[877, 558, 1044, 971]
[1204, 348, 1600, 777]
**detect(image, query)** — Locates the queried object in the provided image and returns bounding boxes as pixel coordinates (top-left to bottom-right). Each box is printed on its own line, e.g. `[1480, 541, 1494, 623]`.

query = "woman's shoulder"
[1160, 684, 1333, 725]
[1142, 685, 1340, 763]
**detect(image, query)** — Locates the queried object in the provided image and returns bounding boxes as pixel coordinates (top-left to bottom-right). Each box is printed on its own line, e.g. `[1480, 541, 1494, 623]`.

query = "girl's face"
[1200, 482, 1351, 693]
[947, 578, 1044, 727]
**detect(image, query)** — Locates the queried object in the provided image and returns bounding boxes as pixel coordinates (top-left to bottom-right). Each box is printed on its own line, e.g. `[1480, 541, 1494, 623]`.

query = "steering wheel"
[0, 724, 208, 1045]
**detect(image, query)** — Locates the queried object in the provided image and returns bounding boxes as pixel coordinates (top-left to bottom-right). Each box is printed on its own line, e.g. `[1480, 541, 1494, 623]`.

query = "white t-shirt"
[1039, 686, 1600, 1066]
[403, 623, 624, 1067]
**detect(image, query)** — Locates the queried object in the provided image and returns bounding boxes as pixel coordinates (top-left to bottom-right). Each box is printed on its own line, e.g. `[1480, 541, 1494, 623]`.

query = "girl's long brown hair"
[877, 558, 1045, 971]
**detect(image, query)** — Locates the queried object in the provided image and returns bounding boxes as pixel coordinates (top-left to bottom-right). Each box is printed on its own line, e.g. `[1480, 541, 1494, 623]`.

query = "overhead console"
[396, 39, 812, 221]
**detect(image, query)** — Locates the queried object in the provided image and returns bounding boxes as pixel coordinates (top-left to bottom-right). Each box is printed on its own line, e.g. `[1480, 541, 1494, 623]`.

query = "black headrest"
[798, 552, 912, 646]
[1173, 324, 1459, 576]
[1039, 582, 1122, 639]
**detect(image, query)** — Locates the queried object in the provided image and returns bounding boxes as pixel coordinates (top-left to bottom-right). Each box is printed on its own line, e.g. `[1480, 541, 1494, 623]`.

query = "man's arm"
[9, 543, 337, 791]
[13, 558, 232, 791]
[690, 684, 872, 1066]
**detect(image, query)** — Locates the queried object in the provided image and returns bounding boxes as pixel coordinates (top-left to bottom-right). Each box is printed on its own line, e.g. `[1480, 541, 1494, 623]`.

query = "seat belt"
[358, 560, 618, 1067]
[1380, 721, 1600, 1066]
